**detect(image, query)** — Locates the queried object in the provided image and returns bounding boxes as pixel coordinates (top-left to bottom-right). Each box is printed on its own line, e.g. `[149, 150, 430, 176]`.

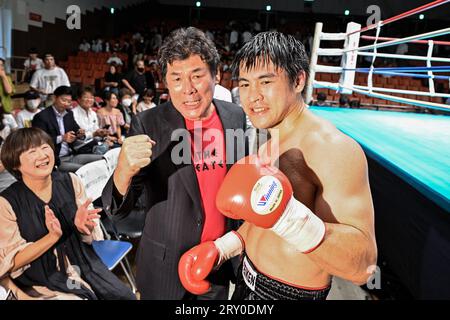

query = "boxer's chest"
[277, 148, 318, 210]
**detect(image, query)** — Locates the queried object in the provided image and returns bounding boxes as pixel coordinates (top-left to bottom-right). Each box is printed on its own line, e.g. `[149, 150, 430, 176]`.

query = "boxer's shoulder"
[300, 122, 368, 187]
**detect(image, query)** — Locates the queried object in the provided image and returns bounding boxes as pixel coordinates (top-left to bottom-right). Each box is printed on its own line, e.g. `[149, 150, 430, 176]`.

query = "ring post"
[306, 22, 323, 105]
[339, 22, 361, 95]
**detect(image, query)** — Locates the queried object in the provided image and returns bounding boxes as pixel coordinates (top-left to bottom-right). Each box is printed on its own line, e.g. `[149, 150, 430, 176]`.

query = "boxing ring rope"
[347, 0, 450, 35]
[344, 27, 450, 53]
[314, 80, 450, 112]
[305, 0, 450, 112]
[361, 35, 450, 46]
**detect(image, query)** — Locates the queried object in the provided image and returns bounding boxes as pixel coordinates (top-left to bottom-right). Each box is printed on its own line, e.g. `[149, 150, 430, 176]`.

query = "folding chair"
[102, 147, 121, 176]
[101, 147, 147, 240]
[75, 160, 137, 293]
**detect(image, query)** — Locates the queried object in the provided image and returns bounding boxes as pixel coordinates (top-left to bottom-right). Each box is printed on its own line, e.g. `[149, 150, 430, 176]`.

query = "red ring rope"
[348, 0, 450, 36]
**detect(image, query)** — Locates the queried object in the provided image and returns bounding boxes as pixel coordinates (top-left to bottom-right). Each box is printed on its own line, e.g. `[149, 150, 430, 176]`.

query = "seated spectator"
[0, 102, 18, 142]
[214, 68, 232, 102]
[147, 61, 162, 85]
[144, 64, 156, 92]
[31, 86, 103, 172]
[96, 91, 125, 145]
[0, 58, 15, 114]
[349, 99, 361, 109]
[91, 38, 103, 53]
[16, 90, 41, 128]
[158, 93, 170, 104]
[30, 53, 70, 102]
[339, 94, 350, 108]
[106, 51, 123, 66]
[79, 38, 91, 52]
[0, 152, 16, 193]
[117, 88, 136, 134]
[231, 86, 241, 106]
[72, 87, 109, 141]
[122, 59, 147, 98]
[103, 64, 122, 96]
[0, 100, 17, 192]
[136, 88, 156, 112]
[315, 92, 329, 107]
[214, 84, 232, 102]
[104, 41, 110, 53]
[22, 48, 44, 83]
[0, 127, 135, 300]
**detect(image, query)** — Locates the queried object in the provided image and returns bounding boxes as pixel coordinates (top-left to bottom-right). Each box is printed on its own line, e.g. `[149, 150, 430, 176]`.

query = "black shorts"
[232, 253, 330, 300]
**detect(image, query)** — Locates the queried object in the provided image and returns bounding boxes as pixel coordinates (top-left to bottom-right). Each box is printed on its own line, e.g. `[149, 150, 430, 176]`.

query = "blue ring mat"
[310, 106, 450, 212]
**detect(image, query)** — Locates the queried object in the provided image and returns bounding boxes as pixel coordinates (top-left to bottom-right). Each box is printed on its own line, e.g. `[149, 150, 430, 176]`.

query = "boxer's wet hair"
[231, 31, 309, 88]
[158, 27, 220, 82]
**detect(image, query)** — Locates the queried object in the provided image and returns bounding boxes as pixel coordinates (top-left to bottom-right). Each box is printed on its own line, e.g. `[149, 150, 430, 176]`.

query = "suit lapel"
[47, 107, 61, 134]
[214, 99, 246, 171]
[161, 102, 203, 214]
[158, 101, 245, 215]
[63, 111, 73, 132]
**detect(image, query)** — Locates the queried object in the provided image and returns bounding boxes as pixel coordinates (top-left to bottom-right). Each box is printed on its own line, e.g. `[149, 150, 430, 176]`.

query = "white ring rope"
[314, 80, 450, 111]
[343, 27, 450, 53]
[307, 20, 450, 112]
[356, 52, 450, 63]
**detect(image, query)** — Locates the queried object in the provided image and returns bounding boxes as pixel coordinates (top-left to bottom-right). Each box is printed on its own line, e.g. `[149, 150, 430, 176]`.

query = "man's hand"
[76, 129, 86, 139]
[63, 131, 77, 143]
[113, 135, 155, 195]
[0, 67, 6, 78]
[94, 129, 109, 138]
[74, 198, 102, 235]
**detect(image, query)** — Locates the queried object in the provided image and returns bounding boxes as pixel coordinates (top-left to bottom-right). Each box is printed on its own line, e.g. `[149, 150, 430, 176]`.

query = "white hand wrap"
[271, 196, 326, 253]
[214, 231, 244, 267]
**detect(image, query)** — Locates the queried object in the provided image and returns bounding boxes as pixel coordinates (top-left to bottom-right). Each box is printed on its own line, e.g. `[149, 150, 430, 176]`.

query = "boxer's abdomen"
[243, 224, 332, 289]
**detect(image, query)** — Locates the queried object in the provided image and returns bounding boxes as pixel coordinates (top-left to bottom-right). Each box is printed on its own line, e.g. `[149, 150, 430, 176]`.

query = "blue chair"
[92, 240, 133, 270]
[76, 161, 137, 294]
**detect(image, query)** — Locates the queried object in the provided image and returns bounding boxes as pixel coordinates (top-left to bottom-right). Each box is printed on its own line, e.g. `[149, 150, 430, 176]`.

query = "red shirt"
[185, 108, 227, 242]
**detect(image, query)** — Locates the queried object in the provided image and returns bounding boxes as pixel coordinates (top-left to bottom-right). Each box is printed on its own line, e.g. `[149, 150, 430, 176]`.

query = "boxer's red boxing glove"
[178, 231, 244, 295]
[216, 155, 326, 253]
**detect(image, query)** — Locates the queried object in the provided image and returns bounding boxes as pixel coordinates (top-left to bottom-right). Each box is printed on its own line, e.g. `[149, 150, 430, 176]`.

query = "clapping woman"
[0, 128, 135, 300]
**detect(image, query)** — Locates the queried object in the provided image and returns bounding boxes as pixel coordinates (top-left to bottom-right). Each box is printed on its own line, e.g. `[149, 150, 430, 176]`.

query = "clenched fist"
[113, 135, 155, 195]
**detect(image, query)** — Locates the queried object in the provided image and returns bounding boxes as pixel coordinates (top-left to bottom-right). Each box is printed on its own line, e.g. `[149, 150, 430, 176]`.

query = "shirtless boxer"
[178, 31, 377, 300]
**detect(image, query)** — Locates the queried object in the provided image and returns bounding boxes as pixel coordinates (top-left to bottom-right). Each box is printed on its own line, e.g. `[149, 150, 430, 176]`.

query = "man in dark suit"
[102, 27, 248, 300]
[32, 86, 103, 172]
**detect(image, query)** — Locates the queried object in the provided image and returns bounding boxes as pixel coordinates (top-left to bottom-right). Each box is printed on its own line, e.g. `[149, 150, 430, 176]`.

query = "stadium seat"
[75, 160, 137, 293]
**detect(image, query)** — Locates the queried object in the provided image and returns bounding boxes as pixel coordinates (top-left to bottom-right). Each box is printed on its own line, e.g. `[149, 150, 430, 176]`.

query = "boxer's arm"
[305, 135, 377, 285]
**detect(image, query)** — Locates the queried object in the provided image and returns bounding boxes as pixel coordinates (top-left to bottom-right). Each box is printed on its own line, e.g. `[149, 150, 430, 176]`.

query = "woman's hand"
[74, 198, 102, 235]
[44, 205, 63, 240]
